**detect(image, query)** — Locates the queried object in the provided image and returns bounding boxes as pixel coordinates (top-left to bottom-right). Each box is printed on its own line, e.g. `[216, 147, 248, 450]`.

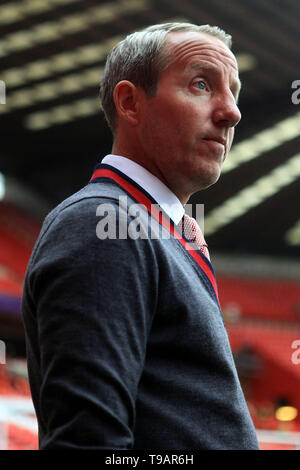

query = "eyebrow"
[188, 62, 242, 101]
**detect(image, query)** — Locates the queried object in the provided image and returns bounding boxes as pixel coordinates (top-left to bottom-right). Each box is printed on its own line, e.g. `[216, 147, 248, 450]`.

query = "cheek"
[150, 103, 185, 138]
[161, 102, 201, 138]
[143, 94, 205, 148]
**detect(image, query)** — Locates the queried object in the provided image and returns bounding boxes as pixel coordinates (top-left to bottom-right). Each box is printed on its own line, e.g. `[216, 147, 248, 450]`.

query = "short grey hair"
[100, 22, 232, 133]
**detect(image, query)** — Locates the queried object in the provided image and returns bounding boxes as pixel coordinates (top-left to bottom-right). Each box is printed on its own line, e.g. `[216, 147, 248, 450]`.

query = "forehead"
[163, 31, 239, 75]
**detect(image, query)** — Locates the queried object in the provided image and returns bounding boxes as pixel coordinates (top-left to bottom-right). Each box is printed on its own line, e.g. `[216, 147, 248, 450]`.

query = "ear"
[113, 80, 142, 127]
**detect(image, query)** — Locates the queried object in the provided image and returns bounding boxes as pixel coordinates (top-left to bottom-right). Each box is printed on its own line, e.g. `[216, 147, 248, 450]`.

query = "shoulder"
[35, 180, 126, 243]
[27, 180, 161, 271]
[24, 180, 161, 304]
[44, 181, 124, 226]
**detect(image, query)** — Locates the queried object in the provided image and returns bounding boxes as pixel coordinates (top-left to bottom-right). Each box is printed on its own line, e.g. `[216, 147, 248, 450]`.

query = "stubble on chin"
[190, 158, 224, 192]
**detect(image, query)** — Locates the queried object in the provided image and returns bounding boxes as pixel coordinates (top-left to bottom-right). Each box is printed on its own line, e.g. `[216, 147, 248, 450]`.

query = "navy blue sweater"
[22, 165, 259, 450]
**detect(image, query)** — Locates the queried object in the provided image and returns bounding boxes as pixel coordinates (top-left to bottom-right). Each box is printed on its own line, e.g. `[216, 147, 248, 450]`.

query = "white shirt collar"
[101, 154, 184, 225]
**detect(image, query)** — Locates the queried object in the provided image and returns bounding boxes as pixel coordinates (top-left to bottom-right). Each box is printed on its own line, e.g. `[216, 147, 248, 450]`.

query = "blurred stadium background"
[0, 0, 300, 450]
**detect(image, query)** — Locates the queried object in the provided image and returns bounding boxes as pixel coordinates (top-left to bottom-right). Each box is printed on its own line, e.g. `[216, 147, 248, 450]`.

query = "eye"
[193, 80, 208, 91]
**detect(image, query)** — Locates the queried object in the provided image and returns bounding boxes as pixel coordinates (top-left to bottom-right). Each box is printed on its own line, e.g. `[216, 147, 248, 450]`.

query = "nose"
[212, 93, 241, 128]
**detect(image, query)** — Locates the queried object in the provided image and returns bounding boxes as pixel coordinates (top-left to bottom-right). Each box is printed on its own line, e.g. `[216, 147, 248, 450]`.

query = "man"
[22, 22, 259, 450]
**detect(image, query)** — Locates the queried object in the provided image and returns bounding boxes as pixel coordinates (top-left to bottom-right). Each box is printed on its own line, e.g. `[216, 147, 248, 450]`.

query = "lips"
[203, 136, 226, 146]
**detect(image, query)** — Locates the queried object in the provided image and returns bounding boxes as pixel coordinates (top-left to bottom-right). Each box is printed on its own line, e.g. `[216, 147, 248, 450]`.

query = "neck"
[111, 141, 192, 206]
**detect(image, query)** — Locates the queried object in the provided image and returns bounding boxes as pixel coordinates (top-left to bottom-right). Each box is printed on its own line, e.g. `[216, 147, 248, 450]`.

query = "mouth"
[202, 136, 227, 157]
[203, 136, 226, 147]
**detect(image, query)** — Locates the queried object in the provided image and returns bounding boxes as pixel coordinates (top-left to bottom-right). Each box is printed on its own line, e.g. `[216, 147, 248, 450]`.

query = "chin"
[200, 177, 220, 190]
[195, 165, 222, 190]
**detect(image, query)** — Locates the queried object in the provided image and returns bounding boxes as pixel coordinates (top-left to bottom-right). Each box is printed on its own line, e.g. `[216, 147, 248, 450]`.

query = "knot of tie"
[178, 213, 210, 260]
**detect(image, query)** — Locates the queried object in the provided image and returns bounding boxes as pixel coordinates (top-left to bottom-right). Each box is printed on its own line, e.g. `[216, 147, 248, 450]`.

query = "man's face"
[137, 31, 241, 203]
